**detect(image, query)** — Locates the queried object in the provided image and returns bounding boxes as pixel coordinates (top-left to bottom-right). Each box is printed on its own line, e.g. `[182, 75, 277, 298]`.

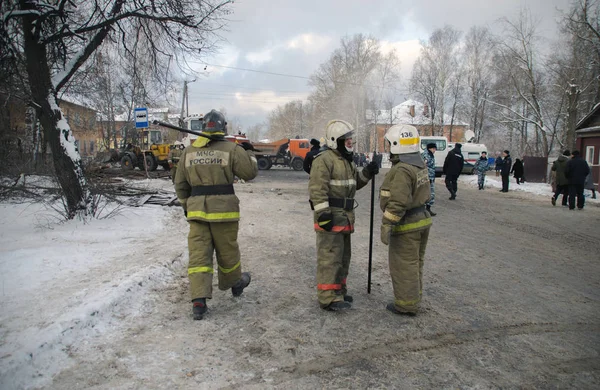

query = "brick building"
[1, 96, 98, 158]
[366, 100, 469, 152]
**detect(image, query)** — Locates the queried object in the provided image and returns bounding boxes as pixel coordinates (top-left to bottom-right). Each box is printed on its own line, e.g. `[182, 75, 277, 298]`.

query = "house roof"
[576, 102, 600, 130]
[576, 125, 600, 134]
[366, 100, 468, 126]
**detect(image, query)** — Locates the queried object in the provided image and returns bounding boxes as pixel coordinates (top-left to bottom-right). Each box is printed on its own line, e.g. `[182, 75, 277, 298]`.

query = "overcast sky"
[185, 0, 572, 130]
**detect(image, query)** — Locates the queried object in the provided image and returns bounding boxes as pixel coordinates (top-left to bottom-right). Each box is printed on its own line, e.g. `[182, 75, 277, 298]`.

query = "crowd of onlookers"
[550, 149, 596, 210]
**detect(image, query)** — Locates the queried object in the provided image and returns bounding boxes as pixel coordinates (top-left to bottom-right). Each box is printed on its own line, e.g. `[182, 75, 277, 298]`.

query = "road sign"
[135, 107, 149, 128]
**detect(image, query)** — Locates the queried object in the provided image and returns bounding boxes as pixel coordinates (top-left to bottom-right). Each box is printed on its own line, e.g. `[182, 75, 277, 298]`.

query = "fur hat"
[310, 138, 320, 146]
[572, 150, 580, 156]
[455, 143, 463, 149]
[426, 143, 437, 149]
[504, 150, 510, 155]
[563, 149, 571, 156]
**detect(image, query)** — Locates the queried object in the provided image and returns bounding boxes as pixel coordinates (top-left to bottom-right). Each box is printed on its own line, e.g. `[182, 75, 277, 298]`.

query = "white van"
[420, 136, 487, 175]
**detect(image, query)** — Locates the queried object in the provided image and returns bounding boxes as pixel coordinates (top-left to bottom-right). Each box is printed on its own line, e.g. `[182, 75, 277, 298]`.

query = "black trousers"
[501, 174, 509, 192]
[568, 184, 585, 209]
[445, 174, 459, 195]
[554, 184, 568, 205]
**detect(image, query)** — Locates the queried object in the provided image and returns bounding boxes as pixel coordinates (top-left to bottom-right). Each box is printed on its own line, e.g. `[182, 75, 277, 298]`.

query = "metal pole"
[367, 150, 376, 294]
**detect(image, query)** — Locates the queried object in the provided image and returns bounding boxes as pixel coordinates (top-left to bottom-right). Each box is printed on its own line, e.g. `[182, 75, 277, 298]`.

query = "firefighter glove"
[317, 211, 334, 231]
[365, 161, 379, 176]
[241, 142, 255, 151]
[381, 224, 392, 245]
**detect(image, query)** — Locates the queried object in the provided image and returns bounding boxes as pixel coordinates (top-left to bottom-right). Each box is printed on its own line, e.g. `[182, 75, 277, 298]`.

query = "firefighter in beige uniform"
[168, 142, 185, 184]
[380, 125, 432, 316]
[175, 110, 258, 320]
[308, 120, 379, 311]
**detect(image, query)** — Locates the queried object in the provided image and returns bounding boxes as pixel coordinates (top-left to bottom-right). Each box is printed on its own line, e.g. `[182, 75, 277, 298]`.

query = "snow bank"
[0, 197, 187, 389]
[459, 174, 600, 204]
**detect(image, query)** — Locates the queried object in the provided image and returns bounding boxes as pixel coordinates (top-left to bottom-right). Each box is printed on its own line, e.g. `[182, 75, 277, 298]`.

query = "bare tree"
[1, 0, 233, 218]
[556, 0, 600, 149]
[463, 26, 496, 142]
[490, 10, 553, 157]
[410, 26, 462, 136]
[308, 34, 382, 152]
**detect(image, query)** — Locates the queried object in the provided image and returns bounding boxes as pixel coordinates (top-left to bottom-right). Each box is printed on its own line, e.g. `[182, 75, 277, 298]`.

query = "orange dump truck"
[254, 138, 310, 171]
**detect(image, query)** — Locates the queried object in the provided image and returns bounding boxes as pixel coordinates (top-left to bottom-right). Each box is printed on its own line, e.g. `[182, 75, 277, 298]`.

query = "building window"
[586, 146, 595, 165]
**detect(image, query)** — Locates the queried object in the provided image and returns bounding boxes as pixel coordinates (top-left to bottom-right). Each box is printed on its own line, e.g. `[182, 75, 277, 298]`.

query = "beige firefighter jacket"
[168, 146, 184, 168]
[380, 156, 432, 234]
[308, 148, 374, 233]
[175, 138, 258, 222]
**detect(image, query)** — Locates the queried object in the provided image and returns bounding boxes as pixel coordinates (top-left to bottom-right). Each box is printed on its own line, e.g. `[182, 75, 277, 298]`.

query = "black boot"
[426, 205, 436, 216]
[343, 295, 353, 302]
[386, 303, 417, 316]
[323, 301, 351, 311]
[192, 298, 207, 320]
[449, 192, 456, 200]
[232, 272, 251, 297]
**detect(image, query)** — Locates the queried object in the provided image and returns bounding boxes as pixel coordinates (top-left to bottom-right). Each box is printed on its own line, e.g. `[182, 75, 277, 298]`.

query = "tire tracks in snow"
[223, 321, 600, 387]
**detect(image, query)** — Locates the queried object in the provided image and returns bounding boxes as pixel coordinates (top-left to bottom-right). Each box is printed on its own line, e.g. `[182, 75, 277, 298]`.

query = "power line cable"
[191, 62, 404, 91]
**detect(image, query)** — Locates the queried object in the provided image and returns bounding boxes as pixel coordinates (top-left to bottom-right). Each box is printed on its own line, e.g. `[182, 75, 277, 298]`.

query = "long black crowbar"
[152, 120, 222, 141]
[367, 151, 382, 294]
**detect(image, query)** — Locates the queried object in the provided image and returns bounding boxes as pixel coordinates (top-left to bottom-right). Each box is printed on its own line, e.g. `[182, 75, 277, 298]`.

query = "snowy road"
[2, 169, 599, 389]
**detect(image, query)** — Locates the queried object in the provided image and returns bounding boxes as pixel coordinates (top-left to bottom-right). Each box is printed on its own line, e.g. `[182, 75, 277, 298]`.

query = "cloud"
[379, 39, 422, 80]
[245, 48, 273, 65]
[286, 33, 334, 55]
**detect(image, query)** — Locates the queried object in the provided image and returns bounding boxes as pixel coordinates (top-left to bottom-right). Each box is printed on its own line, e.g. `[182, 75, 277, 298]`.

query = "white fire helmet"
[385, 124, 420, 155]
[325, 120, 354, 148]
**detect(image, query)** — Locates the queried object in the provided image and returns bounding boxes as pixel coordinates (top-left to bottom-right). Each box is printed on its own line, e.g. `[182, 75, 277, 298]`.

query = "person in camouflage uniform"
[380, 125, 432, 316]
[421, 143, 437, 216]
[473, 151, 490, 190]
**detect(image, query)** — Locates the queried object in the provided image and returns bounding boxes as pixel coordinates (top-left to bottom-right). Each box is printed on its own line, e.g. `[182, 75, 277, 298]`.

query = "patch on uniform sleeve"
[185, 150, 230, 167]
[416, 169, 429, 187]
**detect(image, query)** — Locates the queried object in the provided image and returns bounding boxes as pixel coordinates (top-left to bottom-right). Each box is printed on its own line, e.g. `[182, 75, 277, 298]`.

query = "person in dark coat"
[303, 138, 321, 174]
[551, 150, 570, 206]
[500, 150, 512, 192]
[565, 150, 591, 210]
[443, 143, 464, 200]
[584, 171, 597, 199]
[511, 158, 524, 184]
[494, 153, 503, 177]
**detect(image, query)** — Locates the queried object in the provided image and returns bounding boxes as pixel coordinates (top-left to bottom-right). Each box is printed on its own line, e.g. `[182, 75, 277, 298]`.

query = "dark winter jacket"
[584, 172, 596, 190]
[551, 155, 569, 186]
[494, 157, 503, 171]
[565, 156, 590, 185]
[501, 156, 512, 176]
[443, 146, 464, 176]
[303, 145, 321, 174]
[511, 159, 524, 178]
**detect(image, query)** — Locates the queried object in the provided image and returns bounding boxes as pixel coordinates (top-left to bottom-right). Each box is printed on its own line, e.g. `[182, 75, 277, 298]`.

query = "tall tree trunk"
[21, 6, 90, 218]
[566, 82, 580, 151]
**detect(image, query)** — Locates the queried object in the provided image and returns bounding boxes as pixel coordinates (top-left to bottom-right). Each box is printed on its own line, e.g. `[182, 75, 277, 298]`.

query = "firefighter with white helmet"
[168, 141, 185, 184]
[175, 109, 258, 320]
[380, 124, 432, 316]
[308, 119, 379, 311]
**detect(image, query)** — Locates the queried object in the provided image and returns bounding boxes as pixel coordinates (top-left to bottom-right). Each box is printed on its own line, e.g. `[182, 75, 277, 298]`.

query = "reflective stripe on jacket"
[308, 148, 373, 233]
[380, 158, 432, 235]
[175, 138, 258, 222]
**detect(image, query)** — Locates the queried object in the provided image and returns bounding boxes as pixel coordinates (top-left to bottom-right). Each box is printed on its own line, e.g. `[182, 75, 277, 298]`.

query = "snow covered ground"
[0, 178, 187, 389]
[459, 173, 600, 205]
[1, 172, 598, 389]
